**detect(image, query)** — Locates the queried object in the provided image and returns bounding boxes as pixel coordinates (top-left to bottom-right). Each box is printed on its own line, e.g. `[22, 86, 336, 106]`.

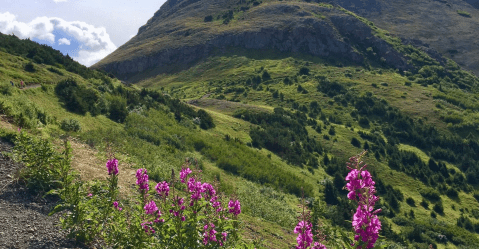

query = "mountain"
[329, 0, 479, 76]
[93, 0, 479, 81]
[92, 0, 417, 82]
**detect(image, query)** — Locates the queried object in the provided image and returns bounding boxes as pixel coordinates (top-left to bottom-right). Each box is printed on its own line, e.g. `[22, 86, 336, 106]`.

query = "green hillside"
[4, 2, 479, 248]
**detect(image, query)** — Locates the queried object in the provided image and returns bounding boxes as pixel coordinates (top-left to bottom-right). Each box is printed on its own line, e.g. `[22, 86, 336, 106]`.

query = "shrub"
[420, 188, 441, 202]
[109, 96, 128, 122]
[420, 199, 429, 209]
[457, 10, 471, 17]
[24, 61, 35, 72]
[446, 188, 459, 199]
[261, 70, 271, 81]
[14, 131, 71, 194]
[48, 67, 64, 75]
[299, 67, 310, 75]
[406, 197, 416, 207]
[60, 118, 82, 132]
[204, 15, 213, 22]
[358, 117, 370, 127]
[351, 137, 361, 147]
[433, 202, 444, 215]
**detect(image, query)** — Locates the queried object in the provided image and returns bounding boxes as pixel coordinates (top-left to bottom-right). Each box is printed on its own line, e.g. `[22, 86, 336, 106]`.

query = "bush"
[299, 67, 310, 75]
[457, 10, 471, 17]
[420, 189, 441, 202]
[60, 118, 82, 132]
[109, 96, 128, 123]
[14, 132, 71, 194]
[446, 188, 459, 199]
[204, 15, 213, 22]
[358, 117, 370, 127]
[24, 61, 35, 72]
[406, 197, 416, 207]
[433, 202, 444, 215]
[351, 137, 361, 147]
[48, 67, 64, 75]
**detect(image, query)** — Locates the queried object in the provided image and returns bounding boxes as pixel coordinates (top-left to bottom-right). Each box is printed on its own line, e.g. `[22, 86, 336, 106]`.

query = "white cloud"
[0, 12, 117, 66]
[58, 37, 70, 45]
[53, 0, 68, 3]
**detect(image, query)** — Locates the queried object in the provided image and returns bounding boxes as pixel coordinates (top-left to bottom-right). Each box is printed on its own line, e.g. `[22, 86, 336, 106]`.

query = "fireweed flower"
[203, 223, 218, 245]
[155, 181, 169, 197]
[141, 221, 155, 234]
[202, 183, 216, 200]
[180, 167, 192, 183]
[106, 158, 119, 175]
[228, 199, 241, 216]
[113, 201, 122, 211]
[294, 221, 313, 249]
[136, 168, 149, 192]
[345, 151, 381, 249]
[144, 200, 158, 215]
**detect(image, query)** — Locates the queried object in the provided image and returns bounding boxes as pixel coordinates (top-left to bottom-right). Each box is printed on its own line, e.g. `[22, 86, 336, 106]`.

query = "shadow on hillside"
[126, 47, 363, 84]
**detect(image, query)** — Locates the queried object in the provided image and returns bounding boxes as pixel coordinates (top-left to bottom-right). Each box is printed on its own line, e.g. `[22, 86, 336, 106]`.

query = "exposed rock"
[95, 1, 415, 81]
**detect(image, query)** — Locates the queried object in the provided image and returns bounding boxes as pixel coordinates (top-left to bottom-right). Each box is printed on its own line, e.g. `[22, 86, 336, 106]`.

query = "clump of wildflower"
[180, 167, 192, 183]
[228, 199, 241, 216]
[141, 221, 155, 234]
[113, 201, 122, 211]
[188, 177, 205, 205]
[345, 151, 381, 249]
[136, 168, 149, 192]
[106, 158, 119, 175]
[203, 223, 218, 245]
[87, 193, 93, 197]
[144, 200, 158, 215]
[202, 183, 216, 201]
[155, 181, 169, 197]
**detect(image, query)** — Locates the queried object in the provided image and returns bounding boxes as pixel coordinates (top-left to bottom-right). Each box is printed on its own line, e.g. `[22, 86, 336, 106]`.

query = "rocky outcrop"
[99, 5, 413, 80]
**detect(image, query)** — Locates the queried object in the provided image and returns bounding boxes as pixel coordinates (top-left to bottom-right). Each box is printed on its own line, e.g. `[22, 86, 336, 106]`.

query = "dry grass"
[68, 139, 137, 196]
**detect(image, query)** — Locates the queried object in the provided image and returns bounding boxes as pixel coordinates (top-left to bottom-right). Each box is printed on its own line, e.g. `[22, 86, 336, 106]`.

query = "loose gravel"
[0, 139, 82, 249]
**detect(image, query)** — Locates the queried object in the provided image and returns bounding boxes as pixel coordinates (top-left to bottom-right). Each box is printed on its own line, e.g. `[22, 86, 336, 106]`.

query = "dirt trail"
[0, 140, 81, 249]
[68, 139, 137, 197]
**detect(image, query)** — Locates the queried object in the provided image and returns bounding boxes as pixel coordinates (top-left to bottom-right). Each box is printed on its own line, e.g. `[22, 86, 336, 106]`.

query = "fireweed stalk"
[103, 158, 119, 225]
[345, 151, 381, 249]
[294, 190, 327, 249]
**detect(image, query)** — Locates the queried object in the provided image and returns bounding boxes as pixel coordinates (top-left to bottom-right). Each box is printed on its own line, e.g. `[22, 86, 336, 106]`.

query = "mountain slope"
[329, 0, 479, 76]
[92, 1, 415, 81]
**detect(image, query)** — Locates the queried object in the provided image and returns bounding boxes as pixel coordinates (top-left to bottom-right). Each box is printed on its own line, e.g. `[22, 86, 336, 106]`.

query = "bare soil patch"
[0, 140, 82, 249]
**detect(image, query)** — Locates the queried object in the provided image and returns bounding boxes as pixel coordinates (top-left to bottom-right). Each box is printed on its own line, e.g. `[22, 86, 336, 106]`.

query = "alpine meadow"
[3, 0, 479, 248]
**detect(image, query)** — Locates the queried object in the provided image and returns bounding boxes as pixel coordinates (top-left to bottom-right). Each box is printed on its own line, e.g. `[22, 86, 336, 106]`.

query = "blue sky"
[0, 0, 167, 66]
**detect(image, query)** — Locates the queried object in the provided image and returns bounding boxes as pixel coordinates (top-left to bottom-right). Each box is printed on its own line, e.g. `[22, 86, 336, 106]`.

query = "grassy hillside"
[4, 13, 479, 249]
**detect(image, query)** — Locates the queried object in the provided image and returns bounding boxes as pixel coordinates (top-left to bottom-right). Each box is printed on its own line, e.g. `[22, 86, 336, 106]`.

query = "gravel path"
[0, 139, 82, 249]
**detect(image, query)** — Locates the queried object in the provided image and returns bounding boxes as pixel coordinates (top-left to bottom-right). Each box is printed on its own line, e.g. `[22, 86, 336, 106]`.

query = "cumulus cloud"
[0, 12, 117, 66]
[58, 37, 70, 45]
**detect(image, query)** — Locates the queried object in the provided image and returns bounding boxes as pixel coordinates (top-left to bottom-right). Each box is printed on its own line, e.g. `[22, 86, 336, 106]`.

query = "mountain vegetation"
[3, 0, 479, 248]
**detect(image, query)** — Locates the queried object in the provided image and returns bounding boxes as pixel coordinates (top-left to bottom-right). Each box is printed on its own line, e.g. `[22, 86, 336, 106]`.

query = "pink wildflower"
[294, 221, 313, 249]
[141, 221, 155, 234]
[136, 168, 149, 192]
[345, 152, 381, 248]
[106, 158, 119, 175]
[155, 181, 169, 197]
[144, 200, 158, 215]
[180, 167, 192, 183]
[113, 201, 122, 211]
[228, 199, 241, 216]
